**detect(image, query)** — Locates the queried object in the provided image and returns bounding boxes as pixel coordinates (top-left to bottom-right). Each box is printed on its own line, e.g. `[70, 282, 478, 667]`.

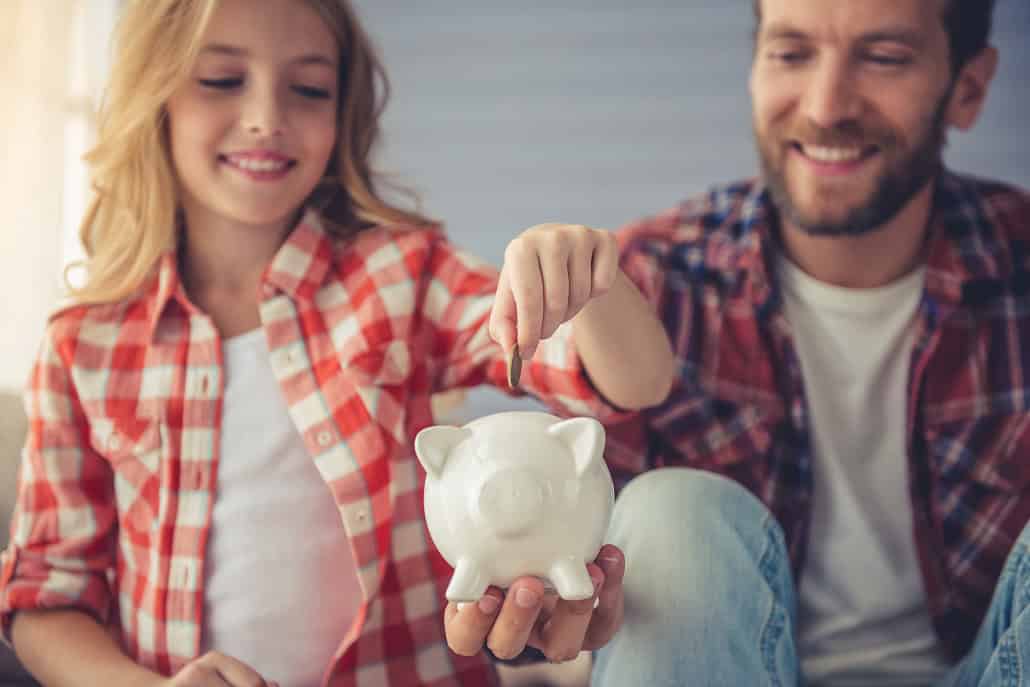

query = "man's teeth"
[229, 158, 290, 172]
[801, 145, 864, 163]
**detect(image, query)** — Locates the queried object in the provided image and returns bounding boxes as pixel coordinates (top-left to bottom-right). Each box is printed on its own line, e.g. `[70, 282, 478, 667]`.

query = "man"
[588, 0, 1030, 685]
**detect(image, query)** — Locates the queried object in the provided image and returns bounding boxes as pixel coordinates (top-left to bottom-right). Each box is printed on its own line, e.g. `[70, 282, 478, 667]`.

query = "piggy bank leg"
[446, 557, 490, 602]
[549, 557, 594, 601]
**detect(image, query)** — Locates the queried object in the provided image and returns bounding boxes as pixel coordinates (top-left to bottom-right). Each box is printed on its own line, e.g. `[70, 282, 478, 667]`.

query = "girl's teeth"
[231, 158, 289, 172]
[802, 145, 863, 163]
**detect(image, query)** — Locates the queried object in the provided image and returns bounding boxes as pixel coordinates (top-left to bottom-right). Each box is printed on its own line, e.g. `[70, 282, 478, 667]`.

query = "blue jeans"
[592, 468, 1030, 687]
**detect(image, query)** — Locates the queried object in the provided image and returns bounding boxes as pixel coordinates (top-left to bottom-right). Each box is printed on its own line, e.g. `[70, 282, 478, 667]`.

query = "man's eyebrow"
[758, 23, 926, 49]
[856, 28, 925, 49]
[200, 43, 336, 67]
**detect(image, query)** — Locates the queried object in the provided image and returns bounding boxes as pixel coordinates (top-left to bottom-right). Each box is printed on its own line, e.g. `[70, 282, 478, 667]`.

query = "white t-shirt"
[778, 257, 953, 687]
[199, 329, 362, 687]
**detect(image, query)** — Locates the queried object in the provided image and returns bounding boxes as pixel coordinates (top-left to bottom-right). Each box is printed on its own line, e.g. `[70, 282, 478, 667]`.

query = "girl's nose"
[243, 88, 286, 137]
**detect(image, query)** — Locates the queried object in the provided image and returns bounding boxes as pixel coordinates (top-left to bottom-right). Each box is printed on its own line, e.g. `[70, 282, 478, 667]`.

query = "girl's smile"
[219, 150, 298, 182]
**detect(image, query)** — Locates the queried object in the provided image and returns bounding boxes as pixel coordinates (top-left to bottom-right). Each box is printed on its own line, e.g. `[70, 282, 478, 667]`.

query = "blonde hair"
[70, 0, 431, 305]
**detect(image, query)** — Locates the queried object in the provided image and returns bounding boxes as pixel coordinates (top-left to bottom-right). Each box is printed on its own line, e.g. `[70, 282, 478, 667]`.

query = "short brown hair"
[942, 0, 996, 73]
[751, 0, 996, 74]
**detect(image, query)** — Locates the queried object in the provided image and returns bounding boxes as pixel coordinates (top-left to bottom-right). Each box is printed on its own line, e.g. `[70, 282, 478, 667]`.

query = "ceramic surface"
[415, 411, 615, 602]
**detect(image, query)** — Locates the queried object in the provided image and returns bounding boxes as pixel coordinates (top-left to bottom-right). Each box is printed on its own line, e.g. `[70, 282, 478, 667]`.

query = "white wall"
[0, 3, 75, 391]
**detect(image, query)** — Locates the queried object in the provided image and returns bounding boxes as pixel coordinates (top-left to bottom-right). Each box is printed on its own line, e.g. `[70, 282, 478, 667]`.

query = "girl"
[0, 1, 674, 685]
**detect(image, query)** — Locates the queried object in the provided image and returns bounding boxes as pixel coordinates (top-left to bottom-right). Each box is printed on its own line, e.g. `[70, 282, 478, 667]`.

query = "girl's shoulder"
[329, 221, 458, 277]
[45, 292, 151, 351]
[334, 220, 446, 257]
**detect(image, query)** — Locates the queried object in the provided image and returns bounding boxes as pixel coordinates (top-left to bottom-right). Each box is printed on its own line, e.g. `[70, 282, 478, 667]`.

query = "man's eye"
[867, 54, 912, 66]
[293, 85, 332, 100]
[198, 77, 243, 90]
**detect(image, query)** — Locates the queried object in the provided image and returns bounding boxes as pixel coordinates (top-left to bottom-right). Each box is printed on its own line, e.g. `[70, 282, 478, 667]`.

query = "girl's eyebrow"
[200, 43, 336, 68]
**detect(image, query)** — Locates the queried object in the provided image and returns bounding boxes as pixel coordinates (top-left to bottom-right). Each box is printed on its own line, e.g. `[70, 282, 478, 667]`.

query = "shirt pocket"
[925, 413, 1030, 493]
[90, 417, 164, 535]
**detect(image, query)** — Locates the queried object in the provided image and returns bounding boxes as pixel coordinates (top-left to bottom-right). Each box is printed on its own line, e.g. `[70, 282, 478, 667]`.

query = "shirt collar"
[923, 171, 1015, 307]
[722, 171, 1015, 312]
[143, 208, 335, 342]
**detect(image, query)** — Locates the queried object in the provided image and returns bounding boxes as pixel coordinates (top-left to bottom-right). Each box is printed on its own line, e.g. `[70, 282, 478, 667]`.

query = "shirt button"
[317, 431, 333, 447]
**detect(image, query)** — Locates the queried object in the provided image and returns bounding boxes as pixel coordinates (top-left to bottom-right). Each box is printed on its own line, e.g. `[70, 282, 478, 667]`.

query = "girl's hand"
[489, 223, 619, 361]
[156, 651, 279, 687]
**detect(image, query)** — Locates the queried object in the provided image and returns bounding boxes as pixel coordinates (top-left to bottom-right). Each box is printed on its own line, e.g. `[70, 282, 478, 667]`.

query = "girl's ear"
[946, 46, 998, 132]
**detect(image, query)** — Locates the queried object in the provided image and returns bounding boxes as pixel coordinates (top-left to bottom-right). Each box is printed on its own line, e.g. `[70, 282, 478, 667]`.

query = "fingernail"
[516, 587, 540, 608]
[478, 595, 500, 614]
[599, 555, 620, 569]
[592, 573, 604, 592]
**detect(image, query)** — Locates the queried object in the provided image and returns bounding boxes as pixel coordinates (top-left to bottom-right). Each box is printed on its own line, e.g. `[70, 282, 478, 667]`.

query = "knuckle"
[179, 663, 209, 681]
[545, 302, 566, 320]
[543, 231, 570, 253]
[504, 239, 528, 261]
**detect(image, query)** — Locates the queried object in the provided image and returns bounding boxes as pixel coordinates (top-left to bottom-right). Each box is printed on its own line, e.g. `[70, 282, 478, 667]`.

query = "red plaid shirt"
[606, 171, 1030, 660]
[0, 211, 619, 685]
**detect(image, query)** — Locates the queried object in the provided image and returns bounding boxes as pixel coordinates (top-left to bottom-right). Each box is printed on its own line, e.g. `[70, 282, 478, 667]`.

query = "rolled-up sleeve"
[0, 325, 116, 643]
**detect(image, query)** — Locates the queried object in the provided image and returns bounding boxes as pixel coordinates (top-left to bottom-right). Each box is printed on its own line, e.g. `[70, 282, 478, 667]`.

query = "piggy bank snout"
[476, 469, 545, 537]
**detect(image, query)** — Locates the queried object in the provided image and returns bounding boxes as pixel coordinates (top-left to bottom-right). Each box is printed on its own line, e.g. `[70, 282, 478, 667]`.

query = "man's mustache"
[780, 120, 896, 149]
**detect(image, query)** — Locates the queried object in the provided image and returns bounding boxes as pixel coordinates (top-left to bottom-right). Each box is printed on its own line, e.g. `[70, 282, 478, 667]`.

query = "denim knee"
[606, 468, 790, 624]
[593, 468, 799, 687]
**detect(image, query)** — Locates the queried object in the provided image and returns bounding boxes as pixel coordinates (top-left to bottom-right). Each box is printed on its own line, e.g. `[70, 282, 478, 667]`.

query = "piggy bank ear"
[548, 417, 605, 477]
[414, 425, 471, 479]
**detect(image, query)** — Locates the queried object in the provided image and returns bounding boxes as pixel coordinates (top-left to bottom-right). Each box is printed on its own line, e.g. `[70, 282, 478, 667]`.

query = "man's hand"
[443, 544, 625, 663]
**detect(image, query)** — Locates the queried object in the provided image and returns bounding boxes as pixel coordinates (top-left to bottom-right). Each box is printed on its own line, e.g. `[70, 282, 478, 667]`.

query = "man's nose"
[800, 58, 862, 130]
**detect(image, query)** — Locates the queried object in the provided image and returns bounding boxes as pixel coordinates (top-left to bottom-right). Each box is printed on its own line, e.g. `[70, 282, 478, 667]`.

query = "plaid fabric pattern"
[606, 170, 1030, 660]
[0, 211, 619, 685]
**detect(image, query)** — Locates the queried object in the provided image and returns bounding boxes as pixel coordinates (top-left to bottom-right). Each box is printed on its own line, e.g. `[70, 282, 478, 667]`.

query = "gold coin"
[507, 344, 522, 388]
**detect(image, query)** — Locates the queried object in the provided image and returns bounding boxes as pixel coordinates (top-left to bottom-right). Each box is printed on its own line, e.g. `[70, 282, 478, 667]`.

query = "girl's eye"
[198, 77, 243, 90]
[293, 85, 332, 100]
[770, 52, 807, 65]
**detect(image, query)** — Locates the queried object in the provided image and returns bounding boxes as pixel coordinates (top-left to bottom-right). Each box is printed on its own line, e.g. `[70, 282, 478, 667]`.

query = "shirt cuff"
[0, 546, 112, 646]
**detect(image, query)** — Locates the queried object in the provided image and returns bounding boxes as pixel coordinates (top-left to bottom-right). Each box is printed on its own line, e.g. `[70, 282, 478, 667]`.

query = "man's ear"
[946, 46, 999, 131]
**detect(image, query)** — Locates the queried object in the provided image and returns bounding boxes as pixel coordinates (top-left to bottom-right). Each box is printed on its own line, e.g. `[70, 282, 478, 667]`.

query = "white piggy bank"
[415, 411, 614, 602]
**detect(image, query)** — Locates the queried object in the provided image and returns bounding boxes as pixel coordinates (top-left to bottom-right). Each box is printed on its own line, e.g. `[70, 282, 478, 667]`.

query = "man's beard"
[757, 96, 949, 237]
